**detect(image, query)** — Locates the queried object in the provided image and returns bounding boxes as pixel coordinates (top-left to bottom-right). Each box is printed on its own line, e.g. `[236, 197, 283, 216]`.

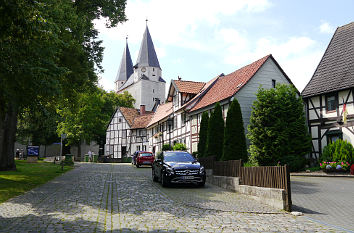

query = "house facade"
[302, 22, 354, 162]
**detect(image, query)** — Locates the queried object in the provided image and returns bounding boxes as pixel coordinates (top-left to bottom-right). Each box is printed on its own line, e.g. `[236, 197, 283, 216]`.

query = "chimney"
[140, 105, 146, 115]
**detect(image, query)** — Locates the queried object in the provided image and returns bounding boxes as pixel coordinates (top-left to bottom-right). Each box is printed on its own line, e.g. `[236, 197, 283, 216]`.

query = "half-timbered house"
[302, 22, 354, 162]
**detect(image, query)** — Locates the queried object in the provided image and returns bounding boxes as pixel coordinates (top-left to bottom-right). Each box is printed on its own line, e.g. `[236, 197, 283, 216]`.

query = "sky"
[94, 0, 354, 93]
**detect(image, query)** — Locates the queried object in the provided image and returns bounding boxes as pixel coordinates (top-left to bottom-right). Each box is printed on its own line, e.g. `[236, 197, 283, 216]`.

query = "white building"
[302, 22, 354, 162]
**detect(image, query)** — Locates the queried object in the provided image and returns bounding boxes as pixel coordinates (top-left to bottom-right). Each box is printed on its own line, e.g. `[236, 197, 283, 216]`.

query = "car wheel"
[152, 169, 158, 182]
[161, 172, 169, 187]
[198, 180, 206, 187]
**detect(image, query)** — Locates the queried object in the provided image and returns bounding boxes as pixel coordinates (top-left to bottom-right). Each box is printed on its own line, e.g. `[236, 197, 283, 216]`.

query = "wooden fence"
[198, 156, 292, 211]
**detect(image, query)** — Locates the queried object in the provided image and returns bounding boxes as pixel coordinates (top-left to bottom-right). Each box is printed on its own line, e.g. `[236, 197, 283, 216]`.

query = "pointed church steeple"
[135, 25, 161, 68]
[115, 38, 134, 83]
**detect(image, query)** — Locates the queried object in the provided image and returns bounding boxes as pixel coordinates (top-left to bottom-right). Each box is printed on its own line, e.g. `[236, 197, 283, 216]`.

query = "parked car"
[152, 151, 206, 187]
[135, 151, 155, 168]
[131, 151, 141, 165]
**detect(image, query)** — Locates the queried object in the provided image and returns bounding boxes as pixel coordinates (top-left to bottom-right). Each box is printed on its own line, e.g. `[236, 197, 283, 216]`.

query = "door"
[121, 146, 127, 158]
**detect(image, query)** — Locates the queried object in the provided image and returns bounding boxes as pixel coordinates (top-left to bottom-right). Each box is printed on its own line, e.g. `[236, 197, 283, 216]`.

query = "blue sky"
[95, 0, 354, 93]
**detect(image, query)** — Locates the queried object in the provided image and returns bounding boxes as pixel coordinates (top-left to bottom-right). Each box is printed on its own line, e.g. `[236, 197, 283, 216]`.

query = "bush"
[173, 143, 187, 151]
[121, 157, 132, 163]
[207, 103, 224, 160]
[198, 112, 209, 158]
[248, 84, 311, 170]
[321, 139, 354, 164]
[162, 144, 172, 151]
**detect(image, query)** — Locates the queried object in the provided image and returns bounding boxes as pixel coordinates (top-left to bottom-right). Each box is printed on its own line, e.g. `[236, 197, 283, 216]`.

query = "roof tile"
[174, 80, 206, 94]
[302, 22, 354, 97]
[147, 102, 173, 127]
[120, 107, 139, 126]
[190, 55, 270, 112]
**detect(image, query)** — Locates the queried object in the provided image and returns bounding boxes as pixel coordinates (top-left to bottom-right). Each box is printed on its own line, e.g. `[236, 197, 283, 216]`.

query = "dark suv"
[152, 151, 206, 187]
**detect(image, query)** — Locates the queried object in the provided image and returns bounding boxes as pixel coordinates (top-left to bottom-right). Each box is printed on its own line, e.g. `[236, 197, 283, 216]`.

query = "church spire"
[115, 37, 133, 82]
[135, 25, 161, 69]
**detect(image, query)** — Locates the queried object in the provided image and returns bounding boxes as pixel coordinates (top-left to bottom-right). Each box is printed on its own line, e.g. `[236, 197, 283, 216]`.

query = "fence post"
[284, 165, 292, 212]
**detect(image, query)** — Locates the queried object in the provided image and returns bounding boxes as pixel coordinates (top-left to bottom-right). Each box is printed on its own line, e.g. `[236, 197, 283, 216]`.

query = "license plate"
[182, 176, 194, 180]
[143, 161, 151, 164]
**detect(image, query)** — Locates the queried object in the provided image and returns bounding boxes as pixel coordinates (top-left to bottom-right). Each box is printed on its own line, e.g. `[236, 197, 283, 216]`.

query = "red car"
[136, 151, 155, 168]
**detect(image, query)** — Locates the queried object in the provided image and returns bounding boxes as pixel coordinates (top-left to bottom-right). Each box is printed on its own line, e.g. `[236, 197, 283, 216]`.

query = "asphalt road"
[291, 176, 354, 232]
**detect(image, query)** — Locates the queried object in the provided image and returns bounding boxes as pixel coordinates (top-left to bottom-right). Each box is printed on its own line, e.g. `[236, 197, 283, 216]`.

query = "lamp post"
[167, 115, 173, 150]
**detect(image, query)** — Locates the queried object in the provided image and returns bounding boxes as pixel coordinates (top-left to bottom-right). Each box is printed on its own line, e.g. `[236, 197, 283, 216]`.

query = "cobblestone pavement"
[0, 163, 339, 232]
[291, 176, 354, 232]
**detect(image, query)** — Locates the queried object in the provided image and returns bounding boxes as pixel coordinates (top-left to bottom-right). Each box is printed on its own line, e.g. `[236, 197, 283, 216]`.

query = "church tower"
[114, 39, 133, 91]
[116, 24, 166, 111]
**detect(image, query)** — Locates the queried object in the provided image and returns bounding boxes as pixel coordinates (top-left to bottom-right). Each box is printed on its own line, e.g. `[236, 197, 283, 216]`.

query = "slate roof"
[120, 107, 139, 127]
[147, 102, 173, 127]
[135, 26, 160, 68]
[115, 42, 133, 82]
[173, 80, 206, 94]
[190, 55, 271, 112]
[302, 22, 354, 97]
[131, 113, 154, 129]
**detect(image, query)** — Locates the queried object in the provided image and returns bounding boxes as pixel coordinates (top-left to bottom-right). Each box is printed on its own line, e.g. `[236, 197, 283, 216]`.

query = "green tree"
[0, 0, 127, 170]
[248, 84, 312, 171]
[198, 112, 209, 158]
[173, 143, 187, 151]
[222, 98, 247, 161]
[206, 103, 224, 160]
[57, 88, 134, 158]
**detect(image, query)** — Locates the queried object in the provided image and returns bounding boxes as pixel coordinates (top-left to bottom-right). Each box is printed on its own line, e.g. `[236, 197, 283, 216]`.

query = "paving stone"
[0, 163, 342, 232]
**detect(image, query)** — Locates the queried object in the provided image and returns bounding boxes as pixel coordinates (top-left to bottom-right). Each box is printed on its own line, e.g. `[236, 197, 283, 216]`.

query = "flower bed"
[320, 161, 351, 172]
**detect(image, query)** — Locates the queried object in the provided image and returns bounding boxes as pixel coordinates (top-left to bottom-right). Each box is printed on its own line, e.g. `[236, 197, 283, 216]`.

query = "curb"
[291, 173, 354, 178]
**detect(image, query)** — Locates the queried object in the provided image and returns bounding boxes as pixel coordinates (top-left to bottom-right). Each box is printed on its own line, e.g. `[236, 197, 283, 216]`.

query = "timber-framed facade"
[302, 22, 354, 162]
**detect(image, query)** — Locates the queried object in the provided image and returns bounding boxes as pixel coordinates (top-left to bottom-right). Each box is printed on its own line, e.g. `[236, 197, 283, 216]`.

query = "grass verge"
[0, 160, 73, 204]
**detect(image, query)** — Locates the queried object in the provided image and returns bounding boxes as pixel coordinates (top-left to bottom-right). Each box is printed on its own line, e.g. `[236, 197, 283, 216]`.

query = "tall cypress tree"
[222, 98, 247, 161]
[207, 103, 224, 160]
[198, 112, 209, 157]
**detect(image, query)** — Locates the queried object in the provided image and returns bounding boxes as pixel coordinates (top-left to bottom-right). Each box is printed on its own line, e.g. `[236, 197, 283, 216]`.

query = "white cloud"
[319, 22, 335, 34]
[94, 0, 271, 48]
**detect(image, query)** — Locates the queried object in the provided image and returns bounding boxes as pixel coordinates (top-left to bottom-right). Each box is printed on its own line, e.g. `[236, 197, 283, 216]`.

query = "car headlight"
[199, 166, 205, 174]
[165, 166, 174, 175]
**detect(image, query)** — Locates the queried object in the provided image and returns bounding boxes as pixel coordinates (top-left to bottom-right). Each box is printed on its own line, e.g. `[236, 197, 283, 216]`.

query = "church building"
[105, 25, 165, 159]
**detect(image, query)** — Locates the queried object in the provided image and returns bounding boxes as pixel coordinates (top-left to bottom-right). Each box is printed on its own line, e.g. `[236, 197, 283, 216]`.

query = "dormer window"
[326, 94, 337, 112]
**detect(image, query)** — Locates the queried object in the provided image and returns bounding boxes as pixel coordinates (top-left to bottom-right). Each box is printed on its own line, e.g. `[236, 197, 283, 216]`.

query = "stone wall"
[206, 170, 287, 211]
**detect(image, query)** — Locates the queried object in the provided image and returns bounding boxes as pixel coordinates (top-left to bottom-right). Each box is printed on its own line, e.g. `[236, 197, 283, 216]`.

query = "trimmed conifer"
[206, 103, 224, 160]
[198, 112, 209, 157]
[222, 98, 247, 161]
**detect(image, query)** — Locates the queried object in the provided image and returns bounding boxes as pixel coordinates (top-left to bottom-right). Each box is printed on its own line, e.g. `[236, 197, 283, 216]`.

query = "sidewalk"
[291, 170, 354, 178]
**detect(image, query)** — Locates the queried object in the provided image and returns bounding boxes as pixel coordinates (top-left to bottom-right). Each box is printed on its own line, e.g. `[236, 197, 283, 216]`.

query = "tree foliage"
[173, 143, 187, 151]
[222, 98, 247, 161]
[321, 139, 354, 164]
[197, 112, 209, 158]
[206, 103, 224, 160]
[247, 84, 312, 171]
[0, 0, 127, 170]
[57, 89, 134, 146]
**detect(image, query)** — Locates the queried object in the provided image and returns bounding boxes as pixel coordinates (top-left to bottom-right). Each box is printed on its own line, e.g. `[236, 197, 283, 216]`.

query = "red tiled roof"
[173, 80, 206, 94]
[120, 107, 139, 126]
[131, 113, 154, 129]
[190, 55, 270, 112]
[147, 102, 173, 127]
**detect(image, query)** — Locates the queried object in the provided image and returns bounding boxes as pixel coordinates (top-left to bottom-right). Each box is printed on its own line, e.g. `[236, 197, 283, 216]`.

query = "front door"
[121, 146, 127, 158]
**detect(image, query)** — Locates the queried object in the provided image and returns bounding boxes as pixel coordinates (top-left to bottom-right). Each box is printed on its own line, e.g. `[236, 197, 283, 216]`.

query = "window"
[327, 130, 342, 144]
[326, 94, 337, 112]
[153, 89, 154, 93]
[272, 79, 276, 88]
[142, 145, 147, 151]
[182, 113, 186, 126]
[122, 130, 127, 138]
[137, 145, 141, 151]
[118, 117, 122, 123]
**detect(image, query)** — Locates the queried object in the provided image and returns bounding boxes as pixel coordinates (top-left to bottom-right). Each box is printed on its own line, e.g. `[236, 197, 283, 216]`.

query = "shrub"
[321, 139, 354, 164]
[198, 112, 209, 158]
[173, 143, 187, 151]
[248, 84, 311, 170]
[207, 103, 224, 160]
[121, 157, 132, 163]
[222, 98, 247, 161]
[162, 144, 172, 151]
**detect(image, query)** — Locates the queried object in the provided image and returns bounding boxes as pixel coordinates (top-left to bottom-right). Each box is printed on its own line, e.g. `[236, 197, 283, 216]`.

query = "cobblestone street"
[0, 163, 339, 232]
[292, 176, 354, 232]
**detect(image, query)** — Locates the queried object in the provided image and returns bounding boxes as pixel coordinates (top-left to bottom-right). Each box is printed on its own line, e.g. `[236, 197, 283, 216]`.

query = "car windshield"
[164, 152, 195, 162]
[140, 153, 152, 157]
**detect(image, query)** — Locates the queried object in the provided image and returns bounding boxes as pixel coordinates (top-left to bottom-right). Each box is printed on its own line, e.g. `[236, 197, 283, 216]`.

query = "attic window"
[326, 94, 337, 112]
[272, 79, 276, 88]
[118, 117, 122, 123]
